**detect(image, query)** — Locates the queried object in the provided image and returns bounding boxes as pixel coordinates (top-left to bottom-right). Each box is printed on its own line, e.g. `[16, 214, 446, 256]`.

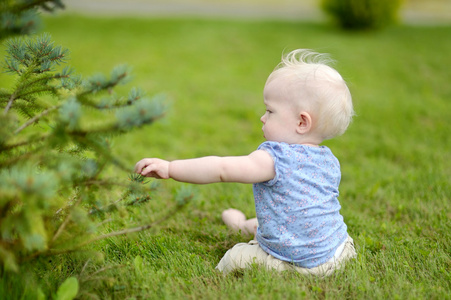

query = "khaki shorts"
[216, 235, 356, 276]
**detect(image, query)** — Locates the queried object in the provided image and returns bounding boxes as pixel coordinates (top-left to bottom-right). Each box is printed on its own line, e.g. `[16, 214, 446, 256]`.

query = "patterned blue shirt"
[253, 141, 348, 268]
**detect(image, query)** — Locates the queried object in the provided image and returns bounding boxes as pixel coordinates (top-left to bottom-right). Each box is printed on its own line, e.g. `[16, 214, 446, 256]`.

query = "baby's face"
[260, 77, 302, 144]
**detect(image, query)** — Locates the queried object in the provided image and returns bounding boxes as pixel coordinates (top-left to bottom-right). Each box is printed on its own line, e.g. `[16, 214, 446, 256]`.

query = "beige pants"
[216, 235, 356, 276]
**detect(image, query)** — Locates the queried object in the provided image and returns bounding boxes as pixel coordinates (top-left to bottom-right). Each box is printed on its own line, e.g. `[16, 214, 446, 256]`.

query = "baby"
[135, 49, 356, 276]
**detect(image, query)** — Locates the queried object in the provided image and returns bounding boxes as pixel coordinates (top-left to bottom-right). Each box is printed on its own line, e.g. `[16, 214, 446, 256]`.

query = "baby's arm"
[134, 150, 275, 184]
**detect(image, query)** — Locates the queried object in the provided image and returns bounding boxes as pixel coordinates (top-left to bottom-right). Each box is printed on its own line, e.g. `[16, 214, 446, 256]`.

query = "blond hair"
[268, 49, 354, 140]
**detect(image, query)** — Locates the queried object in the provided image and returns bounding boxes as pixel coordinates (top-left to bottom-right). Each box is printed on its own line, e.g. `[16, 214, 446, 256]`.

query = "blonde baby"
[135, 49, 356, 276]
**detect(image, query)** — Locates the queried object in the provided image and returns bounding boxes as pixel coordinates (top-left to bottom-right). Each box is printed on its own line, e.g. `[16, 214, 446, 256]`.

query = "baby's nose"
[260, 115, 265, 123]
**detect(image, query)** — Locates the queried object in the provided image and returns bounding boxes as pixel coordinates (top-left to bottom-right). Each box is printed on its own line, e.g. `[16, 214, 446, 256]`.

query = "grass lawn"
[1, 14, 450, 299]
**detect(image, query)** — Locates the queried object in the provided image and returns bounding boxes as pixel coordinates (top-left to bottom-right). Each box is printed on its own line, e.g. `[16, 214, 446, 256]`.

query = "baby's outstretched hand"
[134, 158, 170, 179]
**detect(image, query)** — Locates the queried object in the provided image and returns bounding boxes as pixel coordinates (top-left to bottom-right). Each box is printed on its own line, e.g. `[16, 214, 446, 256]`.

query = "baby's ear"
[296, 112, 312, 134]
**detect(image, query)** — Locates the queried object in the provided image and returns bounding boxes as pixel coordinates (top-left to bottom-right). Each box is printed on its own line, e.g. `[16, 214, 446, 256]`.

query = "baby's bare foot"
[221, 208, 246, 230]
[221, 208, 257, 236]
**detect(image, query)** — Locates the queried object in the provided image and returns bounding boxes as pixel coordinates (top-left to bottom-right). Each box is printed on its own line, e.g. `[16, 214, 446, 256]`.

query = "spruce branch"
[14, 105, 58, 134]
[23, 69, 71, 85]
[2, 34, 75, 115]
[16, 85, 56, 100]
[22, 204, 184, 260]
[23, 188, 193, 262]
[0, 132, 49, 154]
[69, 134, 129, 171]
[8, 0, 65, 15]
[80, 65, 131, 96]
[90, 87, 146, 110]
[0, 138, 61, 172]
[82, 179, 135, 189]
[0, 3, 47, 39]
[3, 79, 56, 115]
[3, 92, 17, 115]
[88, 174, 154, 215]
[3, 33, 69, 77]
[0, 144, 50, 172]
[50, 195, 83, 245]
[66, 202, 187, 252]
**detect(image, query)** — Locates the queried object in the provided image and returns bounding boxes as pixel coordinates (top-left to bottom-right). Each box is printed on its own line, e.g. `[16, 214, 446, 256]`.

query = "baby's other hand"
[134, 158, 170, 179]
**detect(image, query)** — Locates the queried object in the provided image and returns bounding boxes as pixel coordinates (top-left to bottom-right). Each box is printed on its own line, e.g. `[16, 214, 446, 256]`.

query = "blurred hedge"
[321, 0, 404, 29]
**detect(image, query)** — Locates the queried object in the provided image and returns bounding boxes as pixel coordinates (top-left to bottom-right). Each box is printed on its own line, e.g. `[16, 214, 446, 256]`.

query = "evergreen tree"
[0, 0, 65, 39]
[0, 0, 192, 283]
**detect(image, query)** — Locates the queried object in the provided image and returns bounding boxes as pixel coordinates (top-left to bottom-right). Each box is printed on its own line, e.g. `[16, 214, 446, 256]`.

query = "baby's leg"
[221, 208, 257, 236]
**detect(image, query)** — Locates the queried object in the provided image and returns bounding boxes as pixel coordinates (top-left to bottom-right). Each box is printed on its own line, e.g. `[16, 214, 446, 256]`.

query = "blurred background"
[63, 0, 451, 25]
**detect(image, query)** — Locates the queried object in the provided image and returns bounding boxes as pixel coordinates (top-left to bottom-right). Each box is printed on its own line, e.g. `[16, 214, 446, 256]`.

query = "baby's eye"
[266, 109, 272, 114]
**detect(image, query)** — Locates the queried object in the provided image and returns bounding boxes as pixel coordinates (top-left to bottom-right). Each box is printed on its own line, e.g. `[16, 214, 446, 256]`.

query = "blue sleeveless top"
[253, 141, 348, 268]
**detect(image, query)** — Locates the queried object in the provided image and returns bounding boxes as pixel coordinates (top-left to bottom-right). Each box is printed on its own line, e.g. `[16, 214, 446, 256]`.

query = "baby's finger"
[134, 161, 145, 173]
[140, 164, 153, 176]
[135, 159, 151, 173]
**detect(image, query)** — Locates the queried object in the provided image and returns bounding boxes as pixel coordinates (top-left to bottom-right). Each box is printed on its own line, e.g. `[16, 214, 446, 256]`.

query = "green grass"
[1, 14, 451, 299]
